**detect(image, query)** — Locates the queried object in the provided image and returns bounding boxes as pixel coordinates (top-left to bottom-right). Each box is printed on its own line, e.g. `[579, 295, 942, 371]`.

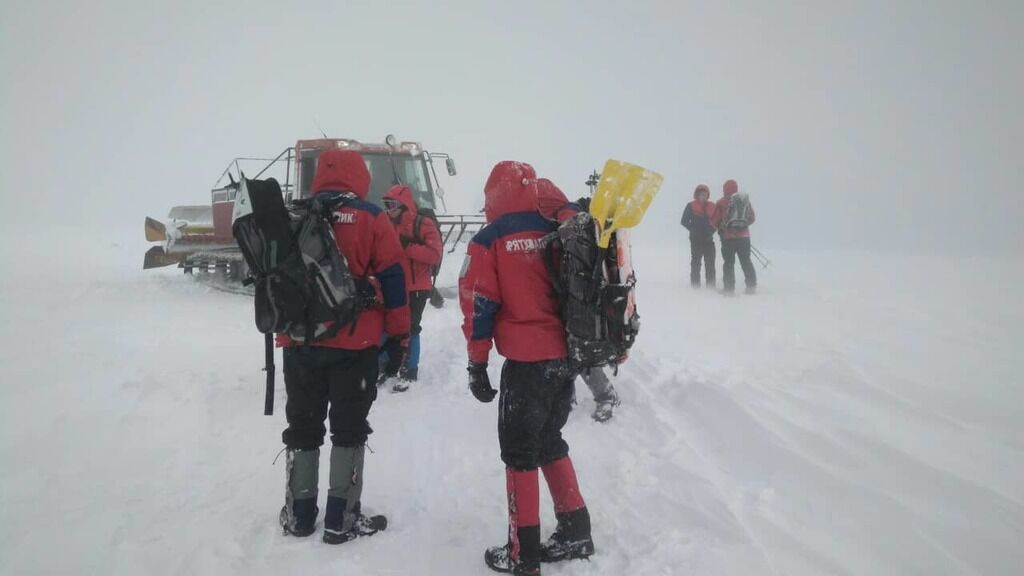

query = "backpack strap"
[541, 232, 565, 300]
[413, 213, 423, 243]
[263, 332, 275, 415]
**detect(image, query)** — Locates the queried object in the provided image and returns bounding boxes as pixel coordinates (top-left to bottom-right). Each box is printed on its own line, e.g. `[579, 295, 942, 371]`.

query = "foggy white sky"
[2, 0, 1022, 254]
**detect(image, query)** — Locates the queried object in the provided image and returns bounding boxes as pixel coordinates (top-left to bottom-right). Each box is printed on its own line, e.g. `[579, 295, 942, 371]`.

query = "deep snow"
[1, 227, 1022, 575]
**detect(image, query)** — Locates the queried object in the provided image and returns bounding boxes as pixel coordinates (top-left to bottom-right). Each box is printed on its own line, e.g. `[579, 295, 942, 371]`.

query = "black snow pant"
[498, 358, 575, 470]
[721, 237, 757, 292]
[690, 237, 716, 287]
[282, 346, 379, 450]
[409, 290, 429, 336]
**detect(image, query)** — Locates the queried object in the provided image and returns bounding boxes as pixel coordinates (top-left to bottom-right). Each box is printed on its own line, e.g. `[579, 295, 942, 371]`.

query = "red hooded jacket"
[382, 185, 443, 292]
[459, 162, 567, 364]
[278, 149, 410, 349]
[712, 179, 756, 240]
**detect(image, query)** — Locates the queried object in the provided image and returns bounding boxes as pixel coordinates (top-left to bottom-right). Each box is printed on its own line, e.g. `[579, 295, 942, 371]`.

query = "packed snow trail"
[1, 228, 1022, 575]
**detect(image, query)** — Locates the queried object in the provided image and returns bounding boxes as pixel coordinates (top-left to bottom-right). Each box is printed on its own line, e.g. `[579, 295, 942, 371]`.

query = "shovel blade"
[590, 159, 663, 248]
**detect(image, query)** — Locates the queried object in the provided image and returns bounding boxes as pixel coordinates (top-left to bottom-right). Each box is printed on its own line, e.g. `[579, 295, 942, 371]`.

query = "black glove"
[429, 286, 445, 309]
[468, 362, 496, 403]
[380, 335, 409, 379]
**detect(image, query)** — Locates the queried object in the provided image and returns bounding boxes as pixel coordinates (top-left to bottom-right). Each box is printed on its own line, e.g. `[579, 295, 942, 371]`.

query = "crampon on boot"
[485, 542, 540, 575]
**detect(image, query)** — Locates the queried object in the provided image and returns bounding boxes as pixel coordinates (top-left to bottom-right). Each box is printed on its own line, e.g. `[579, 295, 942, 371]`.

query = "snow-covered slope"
[2, 228, 1022, 575]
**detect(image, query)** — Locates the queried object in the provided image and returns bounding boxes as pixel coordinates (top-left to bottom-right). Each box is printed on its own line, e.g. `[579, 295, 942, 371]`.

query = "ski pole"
[750, 245, 767, 268]
[751, 244, 771, 269]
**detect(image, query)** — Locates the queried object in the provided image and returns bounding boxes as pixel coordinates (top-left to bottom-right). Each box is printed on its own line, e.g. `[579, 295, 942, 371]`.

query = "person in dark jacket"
[276, 149, 410, 544]
[711, 179, 757, 294]
[680, 184, 717, 288]
[536, 178, 621, 423]
[380, 184, 443, 392]
[460, 162, 595, 575]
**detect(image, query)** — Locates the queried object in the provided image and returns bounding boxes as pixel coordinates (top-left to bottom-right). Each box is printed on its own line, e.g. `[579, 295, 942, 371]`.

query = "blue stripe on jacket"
[348, 198, 383, 216]
[472, 295, 501, 340]
[378, 262, 407, 308]
[317, 191, 384, 217]
[472, 211, 556, 249]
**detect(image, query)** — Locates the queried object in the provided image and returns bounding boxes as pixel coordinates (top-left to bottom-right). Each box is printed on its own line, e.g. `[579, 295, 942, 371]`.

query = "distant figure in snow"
[460, 162, 596, 575]
[537, 177, 622, 423]
[712, 179, 757, 294]
[379, 184, 443, 392]
[680, 183, 717, 288]
[276, 149, 409, 544]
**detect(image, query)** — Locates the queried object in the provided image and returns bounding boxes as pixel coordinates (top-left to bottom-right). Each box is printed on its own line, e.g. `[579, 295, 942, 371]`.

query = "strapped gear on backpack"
[723, 192, 752, 230]
[544, 212, 640, 370]
[232, 177, 374, 344]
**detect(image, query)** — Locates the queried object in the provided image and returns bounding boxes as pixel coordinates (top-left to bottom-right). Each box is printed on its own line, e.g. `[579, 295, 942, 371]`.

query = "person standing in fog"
[712, 179, 757, 294]
[680, 183, 717, 289]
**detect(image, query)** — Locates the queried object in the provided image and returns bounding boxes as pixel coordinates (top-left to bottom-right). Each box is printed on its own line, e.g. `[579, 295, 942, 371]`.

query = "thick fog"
[2, 0, 1021, 255]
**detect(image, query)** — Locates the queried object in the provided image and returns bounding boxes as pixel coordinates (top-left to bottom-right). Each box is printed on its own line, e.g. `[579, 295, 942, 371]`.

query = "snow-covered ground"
[2, 227, 1022, 575]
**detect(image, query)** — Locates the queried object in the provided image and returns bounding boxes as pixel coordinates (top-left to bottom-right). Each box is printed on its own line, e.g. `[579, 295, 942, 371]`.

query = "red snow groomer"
[143, 136, 485, 280]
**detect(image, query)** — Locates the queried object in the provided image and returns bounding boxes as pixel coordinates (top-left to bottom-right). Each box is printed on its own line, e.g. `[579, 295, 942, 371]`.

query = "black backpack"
[231, 178, 370, 344]
[544, 212, 640, 370]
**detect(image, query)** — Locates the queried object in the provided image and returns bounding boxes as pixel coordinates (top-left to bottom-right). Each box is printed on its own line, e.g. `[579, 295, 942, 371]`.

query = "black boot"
[540, 508, 594, 563]
[323, 499, 387, 544]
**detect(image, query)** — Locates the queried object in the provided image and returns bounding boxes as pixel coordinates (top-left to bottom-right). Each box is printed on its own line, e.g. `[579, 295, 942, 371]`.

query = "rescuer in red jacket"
[711, 179, 757, 294]
[278, 149, 410, 544]
[460, 162, 595, 575]
[535, 177, 621, 423]
[380, 184, 443, 392]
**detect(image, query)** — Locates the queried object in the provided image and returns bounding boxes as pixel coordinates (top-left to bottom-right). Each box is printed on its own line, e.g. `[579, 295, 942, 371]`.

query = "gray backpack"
[724, 192, 751, 230]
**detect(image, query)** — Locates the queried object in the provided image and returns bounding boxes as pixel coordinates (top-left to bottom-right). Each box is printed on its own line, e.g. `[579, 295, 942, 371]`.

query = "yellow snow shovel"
[589, 159, 664, 248]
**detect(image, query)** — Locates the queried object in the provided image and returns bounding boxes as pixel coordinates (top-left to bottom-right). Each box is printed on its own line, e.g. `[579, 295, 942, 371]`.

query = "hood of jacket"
[383, 184, 418, 215]
[483, 161, 538, 222]
[312, 149, 371, 198]
[693, 183, 711, 201]
[722, 179, 738, 199]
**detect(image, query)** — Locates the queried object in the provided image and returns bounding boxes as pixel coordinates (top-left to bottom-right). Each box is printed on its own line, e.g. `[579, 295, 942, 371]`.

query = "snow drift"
[1, 227, 1022, 575]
